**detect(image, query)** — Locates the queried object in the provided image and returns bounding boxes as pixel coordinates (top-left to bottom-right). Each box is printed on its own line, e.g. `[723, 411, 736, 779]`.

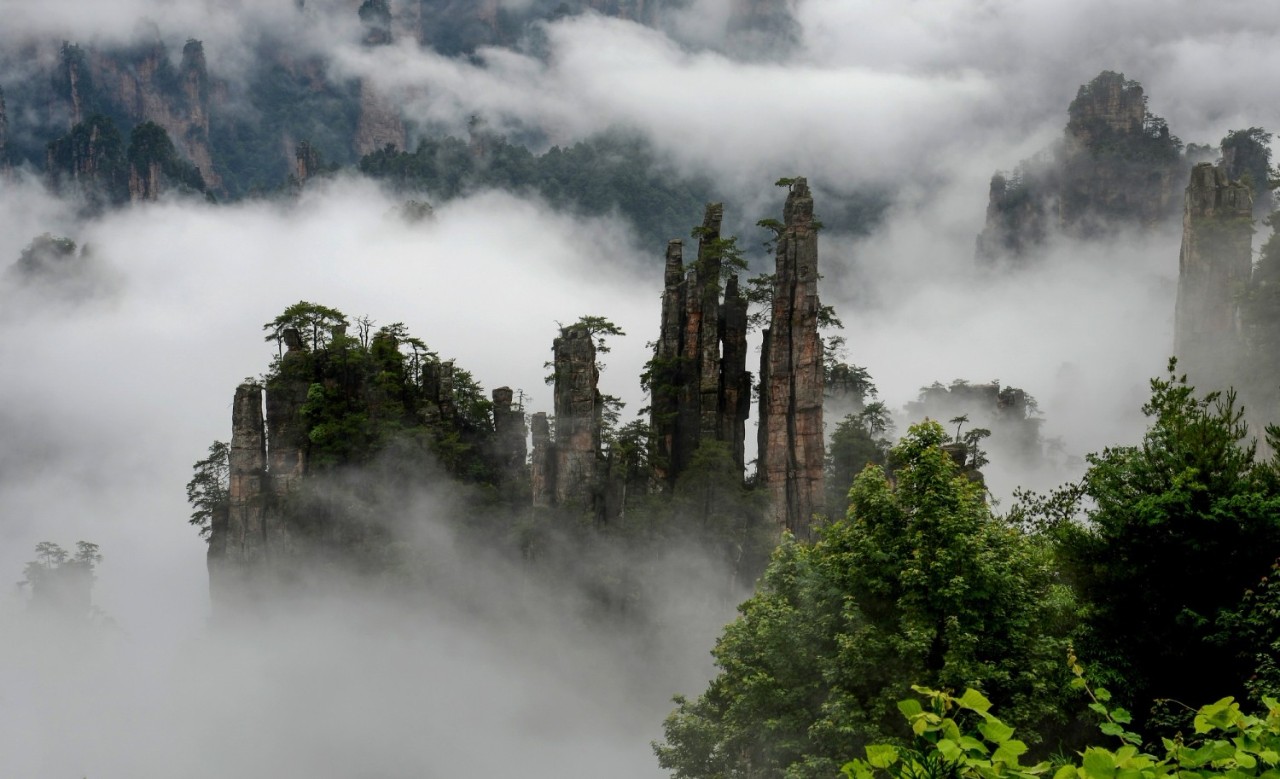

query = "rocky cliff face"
[648, 204, 751, 489]
[355, 79, 407, 157]
[46, 114, 129, 204]
[491, 386, 528, 485]
[212, 382, 269, 612]
[757, 178, 824, 539]
[976, 71, 1184, 264]
[1175, 163, 1254, 382]
[0, 85, 9, 174]
[551, 324, 602, 510]
[80, 39, 219, 189]
[1064, 71, 1146, 147]
[530, 411, 554, 508]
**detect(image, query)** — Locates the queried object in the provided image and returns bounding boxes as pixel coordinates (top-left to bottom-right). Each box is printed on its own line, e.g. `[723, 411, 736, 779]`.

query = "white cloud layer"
[3, 1, 1280, 774]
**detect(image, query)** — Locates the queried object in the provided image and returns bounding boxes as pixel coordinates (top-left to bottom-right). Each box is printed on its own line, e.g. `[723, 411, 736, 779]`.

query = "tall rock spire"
[551, 323, 602, 510]
[212, 383, 268, 613]
[1175, 162, 1254, 382]
[757, 178, 825, 539]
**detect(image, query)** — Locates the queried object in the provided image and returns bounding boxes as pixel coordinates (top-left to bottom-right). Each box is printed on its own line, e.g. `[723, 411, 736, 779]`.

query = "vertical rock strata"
[651, 240, 685, 486]
[530, 412, 554, 508]
[552, 324, 601, 509]
[214, 383, 268, 609]
[491, 386, 528, 483]
[1175, 162, 1254, 381]
[757, 178, 825, 539]
[0, 85, 9, 174]
[648, 203, 750, 488]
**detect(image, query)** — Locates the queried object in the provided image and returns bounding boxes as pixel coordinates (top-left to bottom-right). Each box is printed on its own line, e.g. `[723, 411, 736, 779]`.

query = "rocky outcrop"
[212, 383, 269, 611]
[128, 161, 162, 201]
[552, 324, 602, 510]
[491, 386, 528, 484]
[81, 39, 219, 190]
[530, 412, 554, 508]
[976, 71, 1184, 264]
[0, 85, 9, 174]
[1175, 163, 1254, 381]
[46, 114, 128, 204]
[294, 141, 322, 185]
[354, 79, 407, 157]
[648, 204, 751, 489]
[757, 178, 824, 539]
[1064, 71, 1146, 147]
[907, 380, 1043, 466]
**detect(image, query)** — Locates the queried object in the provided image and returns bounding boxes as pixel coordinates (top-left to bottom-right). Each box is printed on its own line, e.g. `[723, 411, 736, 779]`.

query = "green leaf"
[866, 744, 898, 769]
[994, 740, 1029, 765]
[960, 689, 993, 713]
[1111, 708, 1133, 725]
[898, 698, 924, 718]
[1054, 764, 1079, 779]
[979, 718, 1016, 744]
[1100, 723, 1125, 738]
[1082, 748, 1116, 779]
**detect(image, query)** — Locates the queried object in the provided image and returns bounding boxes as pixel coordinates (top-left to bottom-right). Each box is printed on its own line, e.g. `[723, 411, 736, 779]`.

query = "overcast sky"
[1, 1, 1278, 776]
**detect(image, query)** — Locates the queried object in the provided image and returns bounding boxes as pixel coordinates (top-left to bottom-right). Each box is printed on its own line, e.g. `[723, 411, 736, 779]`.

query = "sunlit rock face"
[757, 177, 824, 540]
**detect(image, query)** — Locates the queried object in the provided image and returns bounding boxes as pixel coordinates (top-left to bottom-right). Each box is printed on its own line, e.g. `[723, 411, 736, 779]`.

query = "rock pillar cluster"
[648, 203, 750, 488]
[1175, 162, 1254, 381]
[757, 178, 825, 539]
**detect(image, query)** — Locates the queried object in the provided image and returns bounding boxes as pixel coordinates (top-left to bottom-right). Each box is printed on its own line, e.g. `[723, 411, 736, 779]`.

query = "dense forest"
[5, 3, 1280, 778]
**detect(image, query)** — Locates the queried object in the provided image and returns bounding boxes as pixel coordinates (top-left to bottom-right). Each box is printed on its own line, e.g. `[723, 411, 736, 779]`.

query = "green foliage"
[262, 300, 349, 351]
[20, 541, 102, 617]
[244, 301, 498, 483]
[46, 114, 129, 206]
[842, 686, 1048, 779]
[826, 403, 893, 515]
[359, 130, 714, 249]
[186, 440, 229, 539]
[127, 120, 206, 193]
[570, 315, 626, 355]
[1221, 127, 1274, 210]
[1044, 359, 1280, 726]
[845, 678, 1280, 779]
[12, 233, 78, 279]
[209, 52, 360, 197]
[656, 421, 1077, 779]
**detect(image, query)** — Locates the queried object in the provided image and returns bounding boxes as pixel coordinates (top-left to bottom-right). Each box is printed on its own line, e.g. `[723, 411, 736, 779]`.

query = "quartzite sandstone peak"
[976, 70, 1183, 263]
[649, 203, 750, 489]
[1175, 162, 1254, 382]
[551, 324, 603, 510]
[758, 178, 825, 539]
